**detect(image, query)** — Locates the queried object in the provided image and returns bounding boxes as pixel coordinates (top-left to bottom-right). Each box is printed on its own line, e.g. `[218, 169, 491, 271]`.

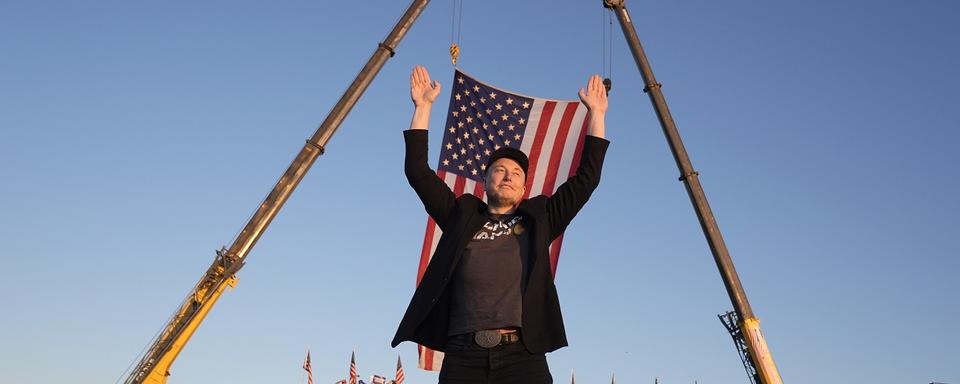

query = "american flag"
[415, 70, 591, 370]
[348, 351, 358, 384]
[394, 355, 405, 384]
[302, 350, 313, 384]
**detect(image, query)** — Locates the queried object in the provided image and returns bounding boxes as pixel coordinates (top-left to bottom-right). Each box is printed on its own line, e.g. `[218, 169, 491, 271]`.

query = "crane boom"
[601, 1, 784, 382]
[124, 249, 241, 384]
[122, 1, 432, 382]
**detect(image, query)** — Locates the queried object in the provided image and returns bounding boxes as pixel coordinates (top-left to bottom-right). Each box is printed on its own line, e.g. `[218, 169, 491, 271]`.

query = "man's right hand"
[409, 65, 441, 131]
[578, 74, 607, 138]
[410, 65, 441, 107]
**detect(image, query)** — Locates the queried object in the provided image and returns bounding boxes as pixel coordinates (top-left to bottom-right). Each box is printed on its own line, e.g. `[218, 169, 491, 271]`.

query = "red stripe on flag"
[419, 344, 434, 374]
[540, 102, 580, 194]
[416, 217, 435, 285]
[568, 114, 590, 178]
[452, 175, 467, 196]
[523, 101, 556, 199]
[472, 179, 485, 198]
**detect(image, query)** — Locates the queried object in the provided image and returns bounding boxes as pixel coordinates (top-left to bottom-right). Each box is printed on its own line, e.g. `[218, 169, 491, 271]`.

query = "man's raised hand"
[578, 74, 607, 138]
[577, 74, 608, 115]
[410, 65, 442, 107]
[409, 66, 441, 130]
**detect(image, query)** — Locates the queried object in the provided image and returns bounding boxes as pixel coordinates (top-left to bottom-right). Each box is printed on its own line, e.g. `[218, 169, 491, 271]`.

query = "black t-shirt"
[447, 213, 530, 336]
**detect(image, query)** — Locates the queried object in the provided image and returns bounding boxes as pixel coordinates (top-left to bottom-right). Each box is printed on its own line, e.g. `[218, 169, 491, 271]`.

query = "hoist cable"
[608, 10, 614, 79]
[601, 5, 606, 77]
[449, 0, 463, 66]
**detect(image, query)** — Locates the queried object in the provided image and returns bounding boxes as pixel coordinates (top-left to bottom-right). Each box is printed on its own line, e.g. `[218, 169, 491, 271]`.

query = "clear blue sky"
[1, 1, 957, 383]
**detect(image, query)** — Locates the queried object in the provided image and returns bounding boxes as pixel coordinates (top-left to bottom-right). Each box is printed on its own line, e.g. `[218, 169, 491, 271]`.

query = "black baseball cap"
[485, 147, 529, 176]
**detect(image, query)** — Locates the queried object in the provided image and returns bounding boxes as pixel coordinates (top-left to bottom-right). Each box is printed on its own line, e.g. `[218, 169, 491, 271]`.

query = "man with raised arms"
[393, 66, 610, 384]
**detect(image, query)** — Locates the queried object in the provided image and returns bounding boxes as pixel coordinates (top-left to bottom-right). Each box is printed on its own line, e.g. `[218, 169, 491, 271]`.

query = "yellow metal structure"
[143, 277, 238, 384]
[742, 317, 783, 384]
[125, 250, 243, 384]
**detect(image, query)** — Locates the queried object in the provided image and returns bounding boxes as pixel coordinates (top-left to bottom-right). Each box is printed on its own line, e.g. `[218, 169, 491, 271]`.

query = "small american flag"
[415, 70, 591, 370]
[302, 350, 313, 384]
[348, 352, 358, 384]
[394, 355, 405, 384]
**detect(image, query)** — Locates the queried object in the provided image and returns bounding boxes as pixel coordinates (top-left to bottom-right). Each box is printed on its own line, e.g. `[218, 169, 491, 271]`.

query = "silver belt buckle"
[474, 330, 502, 348]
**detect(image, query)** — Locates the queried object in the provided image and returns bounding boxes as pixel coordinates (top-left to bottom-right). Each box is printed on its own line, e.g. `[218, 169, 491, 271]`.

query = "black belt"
[469, 329, 521, 348]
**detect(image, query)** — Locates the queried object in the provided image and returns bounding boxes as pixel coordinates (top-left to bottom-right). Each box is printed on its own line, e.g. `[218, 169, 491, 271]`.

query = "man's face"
[485, 158, 526, 206]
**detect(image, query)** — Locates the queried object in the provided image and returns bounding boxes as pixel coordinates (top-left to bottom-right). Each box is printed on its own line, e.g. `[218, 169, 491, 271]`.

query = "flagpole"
[601, 1, 783, 383]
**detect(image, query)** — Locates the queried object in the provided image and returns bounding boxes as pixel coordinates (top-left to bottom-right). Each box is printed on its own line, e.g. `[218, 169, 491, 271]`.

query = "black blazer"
[391, 129, 609, 354]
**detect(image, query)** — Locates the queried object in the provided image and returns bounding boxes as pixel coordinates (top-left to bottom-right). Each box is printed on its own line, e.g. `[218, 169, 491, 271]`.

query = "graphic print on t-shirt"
[472, 215, 524, 241]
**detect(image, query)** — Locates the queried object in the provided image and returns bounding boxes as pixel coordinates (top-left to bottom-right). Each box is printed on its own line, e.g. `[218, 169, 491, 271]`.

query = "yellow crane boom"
[121, 1, 432, 382]
[124, 250, 240, 383]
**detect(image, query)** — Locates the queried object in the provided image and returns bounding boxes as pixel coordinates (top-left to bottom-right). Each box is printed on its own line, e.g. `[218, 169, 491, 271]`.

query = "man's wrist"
[410, 104, 433, 130]
[587, 108, 607, 116]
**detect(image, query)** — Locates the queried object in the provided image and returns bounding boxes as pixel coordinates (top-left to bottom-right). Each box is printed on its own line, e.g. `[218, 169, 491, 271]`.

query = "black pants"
[438, 334, 552, 384]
